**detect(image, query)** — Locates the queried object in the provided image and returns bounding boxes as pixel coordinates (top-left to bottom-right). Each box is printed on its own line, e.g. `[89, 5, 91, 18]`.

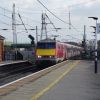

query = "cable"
[0, 20, 10, 26]
[18, 14, 41, 24]
[0, 13, 12, 20]
[37, 0, 100, 34]
[0, 6, 12, 13]
[37, 0, 83, 33]
[0, 12, 34, 29]
[45, 14, 58, 31]
[18, 13, 28, 33]
[37, 0, 69, 24]
[71, 24, 81, 32]
[0, 6, 35, 29]
[0, 3, 80, 33]
[66, 34, 82, 41]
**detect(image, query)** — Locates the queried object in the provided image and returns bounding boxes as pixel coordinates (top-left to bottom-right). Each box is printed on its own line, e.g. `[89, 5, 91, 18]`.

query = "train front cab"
[35, 41, 57, 66]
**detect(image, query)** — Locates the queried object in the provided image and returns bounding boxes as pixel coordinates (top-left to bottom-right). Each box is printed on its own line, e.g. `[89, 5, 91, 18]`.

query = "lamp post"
[88, 17, 98, 73]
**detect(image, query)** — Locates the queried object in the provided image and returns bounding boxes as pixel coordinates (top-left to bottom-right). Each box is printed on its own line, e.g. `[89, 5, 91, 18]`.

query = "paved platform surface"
[39, 60, 100, 100]
[0, 60, 100, 100]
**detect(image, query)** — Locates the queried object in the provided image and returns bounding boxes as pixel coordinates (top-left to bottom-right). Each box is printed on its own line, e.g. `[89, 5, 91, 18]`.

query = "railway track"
[0, 57, 82, 87]
[0, 60, 54, 86]
[0, 61, 38, 86]
[0, 60, 67, 96]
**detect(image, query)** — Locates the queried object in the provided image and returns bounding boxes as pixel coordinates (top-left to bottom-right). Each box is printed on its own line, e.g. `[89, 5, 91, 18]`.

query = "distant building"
[0, 35, 5, 61]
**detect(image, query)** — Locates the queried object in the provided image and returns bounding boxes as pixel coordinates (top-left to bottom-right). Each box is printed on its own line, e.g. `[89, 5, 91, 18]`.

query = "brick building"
[0, 35, 5, 62]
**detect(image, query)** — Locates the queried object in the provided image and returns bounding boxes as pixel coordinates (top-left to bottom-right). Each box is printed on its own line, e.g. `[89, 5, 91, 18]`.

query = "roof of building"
[0, 35, 5, 40]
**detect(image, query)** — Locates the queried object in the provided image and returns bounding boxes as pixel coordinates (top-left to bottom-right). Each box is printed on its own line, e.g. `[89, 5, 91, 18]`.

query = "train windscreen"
[37, 42, 56, 49]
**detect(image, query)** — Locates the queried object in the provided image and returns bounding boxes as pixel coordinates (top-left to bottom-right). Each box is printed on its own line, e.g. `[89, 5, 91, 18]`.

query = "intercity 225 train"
[35, 38, 83, 65]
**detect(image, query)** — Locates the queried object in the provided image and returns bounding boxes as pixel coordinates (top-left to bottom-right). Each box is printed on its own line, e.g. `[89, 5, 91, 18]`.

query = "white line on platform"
[0, 60, 27, 66]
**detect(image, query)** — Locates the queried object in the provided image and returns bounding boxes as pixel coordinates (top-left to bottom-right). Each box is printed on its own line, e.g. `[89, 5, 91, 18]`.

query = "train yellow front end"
[36, 49, 56, 56]
[36, 39, 57, 66]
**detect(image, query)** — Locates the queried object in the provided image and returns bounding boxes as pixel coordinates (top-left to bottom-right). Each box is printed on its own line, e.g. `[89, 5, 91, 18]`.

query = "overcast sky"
[0, 0, 100, 43]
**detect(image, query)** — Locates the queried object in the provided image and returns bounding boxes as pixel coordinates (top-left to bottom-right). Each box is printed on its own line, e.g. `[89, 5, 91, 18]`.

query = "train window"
[37, 42, 56, 49]
[37, 43, 45, 48]
[47, 42, 56, 48]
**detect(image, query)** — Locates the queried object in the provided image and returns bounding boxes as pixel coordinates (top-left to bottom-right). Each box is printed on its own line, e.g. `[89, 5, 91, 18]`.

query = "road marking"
[31, 60, 80, 100]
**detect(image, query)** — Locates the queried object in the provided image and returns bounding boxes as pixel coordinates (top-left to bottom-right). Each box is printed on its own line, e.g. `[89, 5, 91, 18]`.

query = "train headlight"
[49, 56, 54, 58]
[49, 56, 52, 58]
[38, 56, 42, 58]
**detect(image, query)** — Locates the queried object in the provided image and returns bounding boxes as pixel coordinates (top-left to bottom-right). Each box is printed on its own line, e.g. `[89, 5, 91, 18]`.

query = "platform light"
[88, 16, 98, 74]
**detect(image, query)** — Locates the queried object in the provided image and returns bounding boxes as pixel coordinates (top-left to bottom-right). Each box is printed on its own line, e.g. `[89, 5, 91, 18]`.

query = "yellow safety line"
[31, 60, 80, 100]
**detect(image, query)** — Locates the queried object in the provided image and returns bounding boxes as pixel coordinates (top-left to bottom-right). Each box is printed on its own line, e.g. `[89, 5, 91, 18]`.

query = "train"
[35, 38, 83, 66]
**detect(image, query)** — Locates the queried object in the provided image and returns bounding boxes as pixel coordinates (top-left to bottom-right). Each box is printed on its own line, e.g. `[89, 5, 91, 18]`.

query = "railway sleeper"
[0, 61, 33, 77]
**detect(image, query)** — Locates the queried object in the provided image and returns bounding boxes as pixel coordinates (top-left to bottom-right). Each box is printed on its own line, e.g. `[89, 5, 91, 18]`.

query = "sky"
[0, 0, 100, 44]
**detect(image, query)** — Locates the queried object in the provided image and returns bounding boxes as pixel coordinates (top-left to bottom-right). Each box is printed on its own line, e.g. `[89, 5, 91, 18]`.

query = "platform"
[0, 60, 100, 100]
